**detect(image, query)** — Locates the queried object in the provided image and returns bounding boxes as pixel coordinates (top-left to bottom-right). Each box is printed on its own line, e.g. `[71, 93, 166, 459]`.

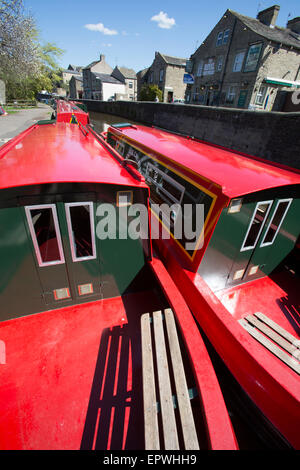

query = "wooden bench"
[239, 312, 300, 375]
[141, 308, 200, 450]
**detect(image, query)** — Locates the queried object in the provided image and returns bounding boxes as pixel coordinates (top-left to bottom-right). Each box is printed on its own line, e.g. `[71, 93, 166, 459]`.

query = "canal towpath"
[0, 103, 52, 146]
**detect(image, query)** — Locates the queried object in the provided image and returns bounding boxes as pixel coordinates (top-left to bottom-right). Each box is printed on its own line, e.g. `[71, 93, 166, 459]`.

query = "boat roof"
[109, 124, 300, 198]
[56, 99, 87, 115]
[0, 122, 147, 190]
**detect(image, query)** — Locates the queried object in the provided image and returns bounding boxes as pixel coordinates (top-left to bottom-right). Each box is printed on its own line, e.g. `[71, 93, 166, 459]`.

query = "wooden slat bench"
[239, 312, 300, 375]
[141, 308, 200, 450]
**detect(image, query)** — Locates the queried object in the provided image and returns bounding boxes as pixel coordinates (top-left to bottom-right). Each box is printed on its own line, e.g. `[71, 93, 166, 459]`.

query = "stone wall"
[81, 99, 300, 171]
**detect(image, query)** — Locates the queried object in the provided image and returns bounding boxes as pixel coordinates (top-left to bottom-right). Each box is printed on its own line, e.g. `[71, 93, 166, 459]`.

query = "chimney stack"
[257, 5, 280, 27]
[100, 54, 105, 61]
[287, 17, 300, 34]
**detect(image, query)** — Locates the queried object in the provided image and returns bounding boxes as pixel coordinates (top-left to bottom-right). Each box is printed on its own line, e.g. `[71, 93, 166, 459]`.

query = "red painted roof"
[112, 125, 300, 198]
[56, 100, 89, 125]
[0, 122, 146, 190]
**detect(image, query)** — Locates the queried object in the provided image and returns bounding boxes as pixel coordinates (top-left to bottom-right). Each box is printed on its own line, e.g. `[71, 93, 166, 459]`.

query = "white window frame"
[240, 200, 273, 252]
[146, 162, 185, 206]
[196, 61, 204, 76]
[227, 85, 237, 103]
[255, 85, 267, 105]
[223, 29, 230, 44]
[25, 204, 65, 267]
[65, 202, 97, 262]
[216, 31, 223, 46]
[217, 56, 223, 72]
[260, 198, 293, 247]
[233, 51, 245, 72]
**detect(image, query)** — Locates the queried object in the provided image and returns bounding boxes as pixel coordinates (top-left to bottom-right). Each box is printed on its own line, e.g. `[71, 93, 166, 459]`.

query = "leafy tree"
[0, 0, 39, 78]
[139, 84, 163, 102]
[0, 1, 65, 99]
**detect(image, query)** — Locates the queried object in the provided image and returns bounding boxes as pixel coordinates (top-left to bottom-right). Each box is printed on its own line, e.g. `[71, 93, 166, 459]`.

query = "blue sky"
[23, 0, 300, 72]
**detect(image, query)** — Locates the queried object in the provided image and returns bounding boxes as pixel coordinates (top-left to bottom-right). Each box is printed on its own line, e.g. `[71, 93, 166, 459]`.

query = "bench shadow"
[80, 290, 168, 450]
[276, 296, 300, 337]
[80, 320, 144, 450]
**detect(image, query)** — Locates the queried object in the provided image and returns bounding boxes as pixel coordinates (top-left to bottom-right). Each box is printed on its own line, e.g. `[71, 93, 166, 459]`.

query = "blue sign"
[183, 73, 194, 84]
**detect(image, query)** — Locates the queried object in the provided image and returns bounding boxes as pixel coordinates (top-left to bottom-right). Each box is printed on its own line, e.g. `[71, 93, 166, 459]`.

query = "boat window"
[241, 200, 272, 251]
[260, 199, 292, 247]
[25, 205, 65, 266]
[107, 136, 215, 256]
[65, 202, 96, 262]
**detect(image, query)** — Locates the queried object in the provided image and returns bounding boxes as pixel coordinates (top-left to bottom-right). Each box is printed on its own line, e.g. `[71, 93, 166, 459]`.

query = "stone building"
[62, 65, 83, 85]
[85, 73, 125, 101]
[136, 68, 149, 99]
[83, 54, 113, 99]
[69, 75, 83, 99]
[139, 52, 187, 102]
[186, 5, 300, 110]
[111, 66, 137, 100]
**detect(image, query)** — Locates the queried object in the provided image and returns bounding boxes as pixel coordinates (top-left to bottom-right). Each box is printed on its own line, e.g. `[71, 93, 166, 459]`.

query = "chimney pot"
[257, 5, 280, 27]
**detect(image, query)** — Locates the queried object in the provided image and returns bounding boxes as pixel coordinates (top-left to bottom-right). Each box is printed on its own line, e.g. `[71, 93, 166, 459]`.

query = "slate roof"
[160, 53, 187, 66]
[116, 67, 136, 79]
[93, 73, 123, 84]
[230, 9, 300, 50]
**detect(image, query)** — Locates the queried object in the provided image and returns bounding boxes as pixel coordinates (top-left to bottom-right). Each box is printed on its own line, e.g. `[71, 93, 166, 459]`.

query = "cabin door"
[226, 196, 294, 286]
[24, 197, 101, 308]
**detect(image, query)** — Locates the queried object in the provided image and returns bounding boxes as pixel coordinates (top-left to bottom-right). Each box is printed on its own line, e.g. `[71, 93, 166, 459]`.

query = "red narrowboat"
[0, 111, 237, 450]
[54, 99, 89, 125]
[105, 122, 300, 449]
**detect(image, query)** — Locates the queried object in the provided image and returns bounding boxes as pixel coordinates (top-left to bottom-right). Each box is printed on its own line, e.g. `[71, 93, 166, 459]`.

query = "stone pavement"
[0, 103, 52, 145]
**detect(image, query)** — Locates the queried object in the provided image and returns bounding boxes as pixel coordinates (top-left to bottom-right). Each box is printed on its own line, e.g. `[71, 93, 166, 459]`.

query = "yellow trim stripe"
[109, 131, 219, 262]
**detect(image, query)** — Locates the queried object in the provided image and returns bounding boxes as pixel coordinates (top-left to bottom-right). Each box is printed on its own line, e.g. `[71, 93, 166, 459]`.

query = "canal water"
[89, 111, 281, 450]
[89, 111, 139, 134]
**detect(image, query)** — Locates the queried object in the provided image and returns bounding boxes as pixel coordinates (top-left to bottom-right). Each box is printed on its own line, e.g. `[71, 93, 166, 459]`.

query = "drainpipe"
[218, 17, 237, 106]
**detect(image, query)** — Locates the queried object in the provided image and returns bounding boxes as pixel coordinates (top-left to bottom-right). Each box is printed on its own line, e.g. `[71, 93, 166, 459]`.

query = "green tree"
[139, 84, 163, 102]
[0, 1, 65, 99]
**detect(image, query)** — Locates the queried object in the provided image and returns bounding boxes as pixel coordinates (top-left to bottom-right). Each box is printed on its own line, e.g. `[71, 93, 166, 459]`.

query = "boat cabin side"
[0, 126, 151, 323]
[106, 124, 300, 292]
[106, 124, 227, 271]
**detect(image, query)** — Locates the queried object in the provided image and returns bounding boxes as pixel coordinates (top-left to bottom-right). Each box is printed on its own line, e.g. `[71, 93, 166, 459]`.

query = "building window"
[217, 56, 223, 72]
[159, 69, 164, 82]
[255, 85, 267, 105]
[196, 61, 203, 76]
[128, 81, 133, 88]
[149, 72, 153, 83]
[226, 86, 236, 104]
[216, 31, 223, 46]
[223, 29, 230, 44]
[232, 51, 245, 72]
[203, 58, 215, 76]
[244, 43, 263, 72]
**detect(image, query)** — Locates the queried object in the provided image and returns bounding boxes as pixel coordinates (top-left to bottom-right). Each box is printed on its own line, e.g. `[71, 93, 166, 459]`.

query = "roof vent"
[257, 5, 280, 27]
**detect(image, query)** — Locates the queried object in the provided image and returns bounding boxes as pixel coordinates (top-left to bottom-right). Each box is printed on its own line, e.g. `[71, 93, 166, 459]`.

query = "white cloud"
[151, 11, 176, 29]
[102, 43, 112, 47]
[85, 22, 118, 35]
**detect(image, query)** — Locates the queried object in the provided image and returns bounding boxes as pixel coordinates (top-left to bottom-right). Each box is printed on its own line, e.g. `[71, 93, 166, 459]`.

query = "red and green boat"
[0, 107, 237, 450]
[105, 122, 300, 449]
